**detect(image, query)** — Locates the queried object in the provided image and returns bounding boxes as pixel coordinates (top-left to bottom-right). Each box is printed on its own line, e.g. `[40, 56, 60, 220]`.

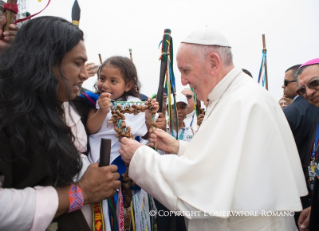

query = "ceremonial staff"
[99, 53, 103, 65]
[257, 34, 269, 90]
[156, 29, 171, 113]
[156, 29, 178, 138]
[262, 34, 269, 90]
[71, 0, 81, 27]
[129, 48, 133, 62]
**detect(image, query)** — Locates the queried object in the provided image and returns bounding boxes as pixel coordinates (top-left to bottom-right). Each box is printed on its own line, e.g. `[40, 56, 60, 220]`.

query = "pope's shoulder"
[225, 72, 278, 108]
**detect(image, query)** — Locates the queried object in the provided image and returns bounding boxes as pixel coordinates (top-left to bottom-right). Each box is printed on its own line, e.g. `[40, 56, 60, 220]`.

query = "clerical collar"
[207, 67, 241, 102]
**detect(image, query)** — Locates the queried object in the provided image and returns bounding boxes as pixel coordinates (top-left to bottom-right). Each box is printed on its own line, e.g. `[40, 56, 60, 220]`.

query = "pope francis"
[119, 28, 308, 231]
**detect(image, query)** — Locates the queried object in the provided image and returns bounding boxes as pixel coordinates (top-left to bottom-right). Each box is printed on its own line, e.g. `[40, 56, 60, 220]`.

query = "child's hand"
[98, 93, 111, 114]
[145, 98, 158, 123]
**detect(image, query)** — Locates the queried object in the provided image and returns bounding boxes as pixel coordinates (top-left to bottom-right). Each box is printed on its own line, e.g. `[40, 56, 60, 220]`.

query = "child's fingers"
[100, 92, 111, 98]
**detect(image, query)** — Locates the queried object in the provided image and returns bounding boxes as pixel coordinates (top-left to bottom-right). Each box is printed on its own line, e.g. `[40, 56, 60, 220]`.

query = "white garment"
[89, 96, 148, 164]
[184, 110, 198, 133]
[64, 102, 92, 229]
[171, 124, 194, 142]
[64, 102, 87, 153]
[88, 96, 149, 231]
[0, 186, 58, 231]
[128, 67, 307, 231]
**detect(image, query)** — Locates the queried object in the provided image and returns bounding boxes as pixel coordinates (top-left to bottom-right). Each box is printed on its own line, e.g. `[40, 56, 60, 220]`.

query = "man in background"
[296, 58, 319, 231]
[282, 64, 319, 223]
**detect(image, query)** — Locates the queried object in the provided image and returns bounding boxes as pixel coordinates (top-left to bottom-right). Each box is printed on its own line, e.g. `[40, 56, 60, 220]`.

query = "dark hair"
[285, 64, 301, 81]
[0, 16, 84, 187]
[97, 56, 141, 100]
[242, 69, 253, 78]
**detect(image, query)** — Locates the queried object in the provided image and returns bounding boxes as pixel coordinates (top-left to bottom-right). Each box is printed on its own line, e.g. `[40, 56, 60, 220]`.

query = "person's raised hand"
[145, 98, 159, 123]
[76, 163, 121, 205]
[118, 137, 143, 164]
[86, 62, 99, 77]
[0, 16, 18, 52]
[197, 114, 204, 126]
[155, 112, 166, 131]
[98, 92, 111, 114]
[149, 128, 179, 154]
[298, 206, 311, 231]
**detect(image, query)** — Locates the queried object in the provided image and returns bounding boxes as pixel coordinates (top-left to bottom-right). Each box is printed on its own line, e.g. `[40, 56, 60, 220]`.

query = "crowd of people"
[0, 15, 319, 231]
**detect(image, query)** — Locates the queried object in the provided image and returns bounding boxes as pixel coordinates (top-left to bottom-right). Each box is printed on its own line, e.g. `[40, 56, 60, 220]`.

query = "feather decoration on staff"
[257, 34, 269, 90]
[71, 0, 81, 27]
[156, 29, 178, 138]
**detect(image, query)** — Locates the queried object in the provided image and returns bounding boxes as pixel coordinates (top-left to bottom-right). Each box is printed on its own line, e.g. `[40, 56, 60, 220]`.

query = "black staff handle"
[99, 138, 111, 167]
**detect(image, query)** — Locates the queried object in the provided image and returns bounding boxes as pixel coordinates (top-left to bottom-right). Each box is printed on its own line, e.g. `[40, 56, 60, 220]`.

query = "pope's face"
[177, 44, 210, 101]
[298, 65, 319, 107]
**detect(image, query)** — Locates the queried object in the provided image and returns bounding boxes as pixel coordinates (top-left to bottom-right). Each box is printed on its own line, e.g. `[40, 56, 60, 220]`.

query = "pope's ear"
[208, 52, 221, 75]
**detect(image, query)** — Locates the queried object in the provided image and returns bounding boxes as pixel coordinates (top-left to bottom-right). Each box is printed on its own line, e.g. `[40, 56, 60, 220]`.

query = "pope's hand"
[119, 137, 143, 164]
[149, 128, 179, 154]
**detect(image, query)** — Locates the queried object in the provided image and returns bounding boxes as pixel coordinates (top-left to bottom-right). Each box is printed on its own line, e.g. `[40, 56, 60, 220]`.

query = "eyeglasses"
[297, 78, 319, 95]
[284, 79, 296, 87]
[185, 94, 193, 100]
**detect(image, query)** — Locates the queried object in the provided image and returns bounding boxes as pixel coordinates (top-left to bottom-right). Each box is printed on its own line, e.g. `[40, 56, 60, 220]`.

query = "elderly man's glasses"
[284, 79, 296, 87]
[297, 78, 319, 95]
[185, 94, 193, 100]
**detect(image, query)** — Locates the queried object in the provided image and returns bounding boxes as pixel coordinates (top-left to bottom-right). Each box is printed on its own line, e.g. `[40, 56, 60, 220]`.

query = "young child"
[85, 56, 158, 230]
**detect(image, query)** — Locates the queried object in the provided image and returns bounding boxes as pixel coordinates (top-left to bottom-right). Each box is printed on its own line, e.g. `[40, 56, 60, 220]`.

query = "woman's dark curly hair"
[0, 16, 84, 187]
[96, 56, 141, 100]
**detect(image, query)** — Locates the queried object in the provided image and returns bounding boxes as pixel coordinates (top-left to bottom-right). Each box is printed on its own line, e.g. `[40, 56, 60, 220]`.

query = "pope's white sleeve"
[177, 140, 189, 156]
[0, 186, 58, 231]
[129, 145, 178, 211]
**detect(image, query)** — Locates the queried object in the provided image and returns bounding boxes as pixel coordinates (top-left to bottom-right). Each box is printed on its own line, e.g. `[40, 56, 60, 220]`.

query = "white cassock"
[128, 67, 308, 231]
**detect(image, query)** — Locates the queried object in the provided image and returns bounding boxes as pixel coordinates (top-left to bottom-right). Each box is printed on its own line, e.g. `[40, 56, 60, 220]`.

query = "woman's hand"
[77, 164, 121, 205]
[54, 164, 120, 218]
[149, 128, 179, 154]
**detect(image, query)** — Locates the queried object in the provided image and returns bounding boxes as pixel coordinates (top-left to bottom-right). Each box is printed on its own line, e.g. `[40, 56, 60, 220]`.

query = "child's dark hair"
[96, 56, 141, 100]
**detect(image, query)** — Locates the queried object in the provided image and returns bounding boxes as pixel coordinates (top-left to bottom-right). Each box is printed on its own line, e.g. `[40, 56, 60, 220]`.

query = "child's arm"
[86, 93, 111, 134]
